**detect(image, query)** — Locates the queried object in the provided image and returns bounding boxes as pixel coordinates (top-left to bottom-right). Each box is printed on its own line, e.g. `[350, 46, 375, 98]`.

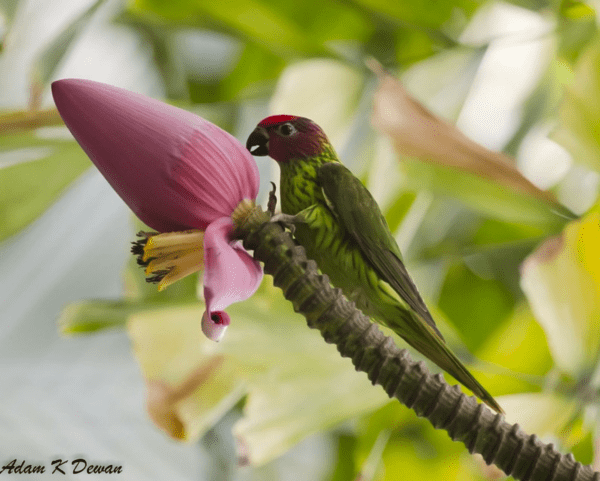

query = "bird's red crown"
[258, 115, 299, 126]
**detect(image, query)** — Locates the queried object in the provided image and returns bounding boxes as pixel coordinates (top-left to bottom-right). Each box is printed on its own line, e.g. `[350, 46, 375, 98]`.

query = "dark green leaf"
[384, 191, 417, 234]
[438, 262, 515, 351]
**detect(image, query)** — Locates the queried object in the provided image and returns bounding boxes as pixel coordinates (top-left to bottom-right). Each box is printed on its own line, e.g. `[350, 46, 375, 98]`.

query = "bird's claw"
[270, 213, 298, 235]
[267, 181, 277, 217]
[266, 181, 301, 235]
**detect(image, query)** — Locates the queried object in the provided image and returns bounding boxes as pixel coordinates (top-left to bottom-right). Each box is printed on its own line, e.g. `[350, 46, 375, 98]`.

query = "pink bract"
[52, 79, 259, 232]
[201, 217, 263, 341]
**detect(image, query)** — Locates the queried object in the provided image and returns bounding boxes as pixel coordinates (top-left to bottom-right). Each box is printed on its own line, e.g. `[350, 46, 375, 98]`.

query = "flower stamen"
[132, 230, 205, 291]
[131, 231, 157, 266]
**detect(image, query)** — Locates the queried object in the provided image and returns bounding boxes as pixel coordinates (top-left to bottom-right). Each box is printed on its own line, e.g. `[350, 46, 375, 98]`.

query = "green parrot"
[246, 115, 503, 414]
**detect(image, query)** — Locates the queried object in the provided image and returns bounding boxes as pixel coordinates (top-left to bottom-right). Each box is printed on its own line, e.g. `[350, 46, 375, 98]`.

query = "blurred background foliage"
[1, 0, 600, 479]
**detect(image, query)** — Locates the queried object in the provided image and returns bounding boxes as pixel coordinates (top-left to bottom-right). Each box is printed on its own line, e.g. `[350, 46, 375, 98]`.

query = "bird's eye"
[278, 123, 296, 136]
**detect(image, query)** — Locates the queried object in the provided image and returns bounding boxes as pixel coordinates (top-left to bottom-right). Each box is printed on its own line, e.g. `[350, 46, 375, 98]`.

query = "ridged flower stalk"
[233, 202, 599, 481]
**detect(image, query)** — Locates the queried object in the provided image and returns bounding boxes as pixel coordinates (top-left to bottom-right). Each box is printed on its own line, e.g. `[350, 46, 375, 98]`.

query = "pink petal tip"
[201, 310, 230, 342]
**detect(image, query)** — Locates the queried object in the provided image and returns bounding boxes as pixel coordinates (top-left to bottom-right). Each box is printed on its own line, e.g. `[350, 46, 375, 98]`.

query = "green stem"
[235, 205, 598, 481]
[0, 108, 63, 135]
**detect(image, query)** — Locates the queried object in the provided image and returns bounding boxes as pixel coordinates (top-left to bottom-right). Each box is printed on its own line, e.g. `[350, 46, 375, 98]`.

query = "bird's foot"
[267, 182, 277, 217]
[270, 213, 299, 235]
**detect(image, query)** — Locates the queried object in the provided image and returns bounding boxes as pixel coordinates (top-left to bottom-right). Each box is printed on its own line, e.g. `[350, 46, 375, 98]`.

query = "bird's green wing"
[317, 162, 442, 338]
[316, 163, 503, 413]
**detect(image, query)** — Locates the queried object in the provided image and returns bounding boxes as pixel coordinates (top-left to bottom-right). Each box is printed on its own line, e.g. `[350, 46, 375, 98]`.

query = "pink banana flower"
[52, 79, 262, 341]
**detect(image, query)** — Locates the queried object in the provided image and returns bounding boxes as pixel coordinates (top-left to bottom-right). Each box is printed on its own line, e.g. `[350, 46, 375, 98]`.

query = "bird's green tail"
[384, 307, 504, 414]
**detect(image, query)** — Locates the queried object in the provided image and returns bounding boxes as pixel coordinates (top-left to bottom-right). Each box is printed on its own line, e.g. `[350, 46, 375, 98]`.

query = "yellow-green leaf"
[475, 304, 553, 395]
[127, 279, 389, 465]
[553, 37, 600, 172]
[499, 393, 580, 440]
[0, 131, 90, 241]
[521, 207, 600, 377]
[129, 0, 325, 57]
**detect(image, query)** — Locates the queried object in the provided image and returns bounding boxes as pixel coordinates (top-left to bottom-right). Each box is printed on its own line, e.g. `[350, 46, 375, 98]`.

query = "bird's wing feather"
[317, 162, 443, 338]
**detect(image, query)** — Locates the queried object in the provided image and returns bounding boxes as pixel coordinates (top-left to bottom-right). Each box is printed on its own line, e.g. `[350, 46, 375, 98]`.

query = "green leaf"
[129, 303, 246, 441]
[402, 158, 570, 231]
[471, 218, 548, 247]
[115, 15, 190, 101]
[0, 132, 90, 241]
[376, 411, 478, 481]
[188, 42, 285, 102]
[31, 0, 104, 89]
[438, 261, 515, 352]
[394, 27, 444, 65]
[0, 0, 20, 23]
[352, 401, 494, 481]
[329, 433, 358, 481]
[352, 402, 409, 476]
[60, 299, 168, 334]
[475, 304, 553, 395]
[304, 1, 374, 47]
[384, 191, 417, 234]
[557, 8, 597, 64]
[351, 0, 479, 28]
[128, 0, 374, 63]
[129, 0, 326, 57]
[503, 60, 568, 158]
[229, 287, 389, 465]
[256, 0, 375, 50]
[520, 207, 600, 378]
[499, 393, 580, 440]
[569, 425, 594, 465]
[553, 37, 600, 172]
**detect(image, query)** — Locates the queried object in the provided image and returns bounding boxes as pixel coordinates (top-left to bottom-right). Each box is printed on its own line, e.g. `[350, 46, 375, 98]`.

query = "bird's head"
[246, 115, 330, 163]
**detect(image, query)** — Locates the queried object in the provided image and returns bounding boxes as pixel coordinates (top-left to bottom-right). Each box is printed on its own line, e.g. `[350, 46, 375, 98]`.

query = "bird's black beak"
[246, 127, 269, 156]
